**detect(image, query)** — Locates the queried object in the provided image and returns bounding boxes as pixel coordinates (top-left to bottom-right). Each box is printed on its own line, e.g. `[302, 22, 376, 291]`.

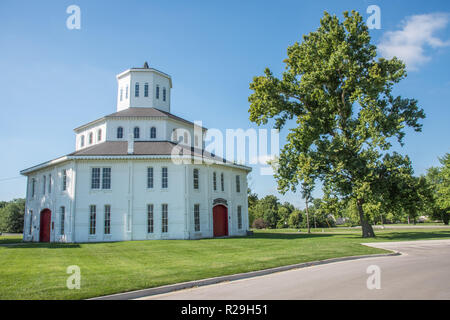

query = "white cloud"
[379, 13, 450, 70]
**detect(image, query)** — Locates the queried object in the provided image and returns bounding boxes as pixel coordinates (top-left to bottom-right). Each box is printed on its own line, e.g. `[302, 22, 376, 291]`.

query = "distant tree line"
[248, 191, 336, 230]
[0, 198, 25, 233]
[248, 153, 450, 229]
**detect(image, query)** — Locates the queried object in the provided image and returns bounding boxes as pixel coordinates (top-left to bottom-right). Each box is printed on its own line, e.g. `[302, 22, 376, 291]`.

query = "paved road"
[139, 240, 450, 300]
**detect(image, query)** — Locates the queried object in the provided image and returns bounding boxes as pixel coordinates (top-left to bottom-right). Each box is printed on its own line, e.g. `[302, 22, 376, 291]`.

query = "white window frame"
[162, 204, 168, 233]
[60, 206, 65, 235]
[104, 205, 111, 235]
[237, 205, 242, 229]
[194, 204, 200, 232]
[162, 167, 168, 189]
[89, 205, 96, 235]
[147, 204, 154, 233]
[147, 167, 154, 189]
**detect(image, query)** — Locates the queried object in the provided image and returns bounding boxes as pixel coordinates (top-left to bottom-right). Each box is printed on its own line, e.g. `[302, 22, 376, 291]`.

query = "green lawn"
[1, 228, 450, 300]
[0, 234, 23, 245]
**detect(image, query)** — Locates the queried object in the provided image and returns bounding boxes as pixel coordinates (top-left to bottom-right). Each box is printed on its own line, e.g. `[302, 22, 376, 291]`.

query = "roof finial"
[143, 61, 149, 69]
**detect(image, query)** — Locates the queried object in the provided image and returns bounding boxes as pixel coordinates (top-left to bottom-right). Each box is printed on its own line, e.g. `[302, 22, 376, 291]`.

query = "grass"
[0, 234, 23, 244]
[1, 228, 450, 300]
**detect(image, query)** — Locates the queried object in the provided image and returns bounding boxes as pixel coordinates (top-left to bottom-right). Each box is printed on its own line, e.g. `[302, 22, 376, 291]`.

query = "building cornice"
[20, 154, 252, 175]
[116, 68, 172, 88]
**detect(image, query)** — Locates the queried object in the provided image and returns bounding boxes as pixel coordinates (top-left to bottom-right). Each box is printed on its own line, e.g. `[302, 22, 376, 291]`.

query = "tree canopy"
[248, 11, 425, 237]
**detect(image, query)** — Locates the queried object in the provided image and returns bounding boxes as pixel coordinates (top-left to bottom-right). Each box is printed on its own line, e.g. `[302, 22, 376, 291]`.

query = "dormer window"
[150, 127, 156, 139]
[89, 133, 93, 145]
[144, 83, 149, 97]
[156, 85, 160, 99]
[117, 127, 123, 139]
[97, 129, 102, 142]
[172, 129, 177, 142]
[80, 135, 85, 148]
[135, 82, 139, 97]
[134, 127, 140, 139]
[163, 88, 166, 101]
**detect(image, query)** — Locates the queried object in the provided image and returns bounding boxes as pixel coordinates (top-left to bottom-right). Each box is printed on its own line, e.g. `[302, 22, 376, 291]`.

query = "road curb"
[89, 250, 400, 300]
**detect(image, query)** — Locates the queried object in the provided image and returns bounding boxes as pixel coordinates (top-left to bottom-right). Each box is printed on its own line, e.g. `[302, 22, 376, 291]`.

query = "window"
[91, 168, 100, 189]
[31, 178, 35, 197]
[156, 85, 160, 99]
[221, 173, 224, 192]
[150, 127, 156, 139]
[147, 167, 154, 188]
[162, 204, 168, 233]
[162, 167, 168, 188]
[125, 85, 128, 99]
[134, 127, 140, 139]
[147, 204, 154, 233]
[80, 135, 85, 148]
[89, 205, 96, 235]
[48, 174, 52, 194]
[120, 88, 123, 101]
[60, 206, 65, 235]
[102, 168, 111, 189]
[97, 129, 102, 142]
[163, 87, 166, 101]
[29, 210, 33, 235]
[91, 167, 110, 190]
[89, 132, 93, 145]
[194, 204, 200, 232]
[144, 83, 149, 97]
[117, 127, 123, 139]
[237, 206, 242, 229]
[193, 169, 199, 190]
[62, 170, 67, 191]
[135, 82, 139, 97]
[213, 172, 217, 191]
[104, 205, 111, 234]
[172, 129, 177, 142]
[43, 175, 46, 195]
[236, 175, 240, 193]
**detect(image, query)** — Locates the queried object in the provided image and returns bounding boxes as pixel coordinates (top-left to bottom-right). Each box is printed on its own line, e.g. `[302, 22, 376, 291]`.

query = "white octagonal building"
[20, 63, 251, 243]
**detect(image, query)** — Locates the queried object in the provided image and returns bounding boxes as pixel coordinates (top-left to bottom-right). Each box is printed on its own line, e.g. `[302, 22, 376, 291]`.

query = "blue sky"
[0, 0, 449, 207]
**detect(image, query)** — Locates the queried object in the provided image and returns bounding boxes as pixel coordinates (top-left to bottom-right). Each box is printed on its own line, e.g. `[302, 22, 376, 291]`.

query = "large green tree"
[0, 199, 25, 233]
[426, 154, 450, 224]
[248, 11, 425, 237]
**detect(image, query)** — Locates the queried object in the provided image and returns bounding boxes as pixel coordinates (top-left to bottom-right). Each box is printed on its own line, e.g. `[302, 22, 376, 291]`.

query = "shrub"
[252, 218, 267, 229]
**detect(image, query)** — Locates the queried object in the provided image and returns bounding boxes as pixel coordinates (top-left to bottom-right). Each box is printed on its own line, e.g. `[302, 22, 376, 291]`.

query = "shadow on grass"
[374, 231, 450, 242]
[244, 232, 340, 240]
[4, 243, 81, 249]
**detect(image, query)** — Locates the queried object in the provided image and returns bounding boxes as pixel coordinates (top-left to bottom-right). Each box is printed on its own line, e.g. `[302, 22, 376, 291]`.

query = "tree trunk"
[407, 215, 410, 224]
[313, 212, 317, 228]
[357, 199, 375, 238]
[305, 196, 311, 234]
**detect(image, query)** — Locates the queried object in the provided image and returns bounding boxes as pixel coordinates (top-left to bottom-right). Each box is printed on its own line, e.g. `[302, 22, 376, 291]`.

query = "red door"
[39, 209, 51, 242]
[213, 205, 228, 237]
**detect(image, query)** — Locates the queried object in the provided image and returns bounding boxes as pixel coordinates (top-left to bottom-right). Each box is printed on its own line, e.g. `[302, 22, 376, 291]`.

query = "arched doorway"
[39, 209, 51, 242]
[213, 205, 228, 237]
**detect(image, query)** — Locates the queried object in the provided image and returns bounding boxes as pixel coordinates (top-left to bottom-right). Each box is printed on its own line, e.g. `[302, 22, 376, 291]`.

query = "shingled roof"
[21, 141, 251, 175]
[74, 108, 206, 131]
[69, 141, 225, 162]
